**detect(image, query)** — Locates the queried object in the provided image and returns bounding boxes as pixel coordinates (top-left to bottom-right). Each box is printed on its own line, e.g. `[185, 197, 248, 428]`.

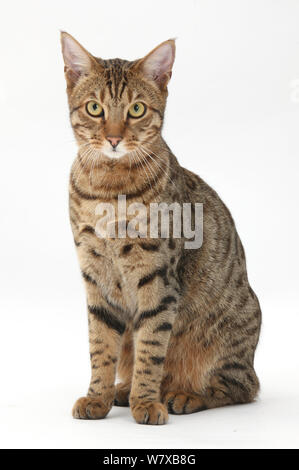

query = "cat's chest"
[74, 198, 115, 254]
[76, 199, 100, 231]
[74, 196, 148, 251]
[75, 197, 133, 230]
[73, 197, 153, 263]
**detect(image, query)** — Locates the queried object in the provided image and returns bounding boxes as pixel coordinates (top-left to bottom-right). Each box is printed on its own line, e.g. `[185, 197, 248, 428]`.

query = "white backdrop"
[0, 0, 298, 449]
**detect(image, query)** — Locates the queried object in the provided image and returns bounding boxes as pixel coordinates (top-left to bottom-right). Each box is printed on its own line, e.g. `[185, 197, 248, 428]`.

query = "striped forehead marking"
[102, 58, 132, 101]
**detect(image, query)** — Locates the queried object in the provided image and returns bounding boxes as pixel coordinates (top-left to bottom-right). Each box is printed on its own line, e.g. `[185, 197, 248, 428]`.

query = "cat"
[61, 32, 261, 425]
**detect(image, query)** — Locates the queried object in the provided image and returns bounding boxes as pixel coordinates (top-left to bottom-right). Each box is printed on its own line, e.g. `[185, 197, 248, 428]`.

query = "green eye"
[128, 102, 146, 118]
[86, 100, 104, 117]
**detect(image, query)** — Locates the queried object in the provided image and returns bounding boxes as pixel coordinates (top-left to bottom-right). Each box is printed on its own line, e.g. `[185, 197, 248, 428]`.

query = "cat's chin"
[101, 148, 128, 160]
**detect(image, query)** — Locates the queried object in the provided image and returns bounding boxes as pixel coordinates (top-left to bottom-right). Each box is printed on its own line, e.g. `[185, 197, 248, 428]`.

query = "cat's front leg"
[130, 284, 178, 425]
[72, 281, 125, 420]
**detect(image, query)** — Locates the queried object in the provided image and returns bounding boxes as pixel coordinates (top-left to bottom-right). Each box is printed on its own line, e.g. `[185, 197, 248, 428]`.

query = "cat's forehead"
[97, 57, 137, 103]
[98, 57, 133, 70]
[71, 57, 163, 109]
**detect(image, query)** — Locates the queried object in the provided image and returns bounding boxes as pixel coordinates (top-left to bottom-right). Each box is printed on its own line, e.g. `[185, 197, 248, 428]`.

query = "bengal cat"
[61, 32, 261, 425]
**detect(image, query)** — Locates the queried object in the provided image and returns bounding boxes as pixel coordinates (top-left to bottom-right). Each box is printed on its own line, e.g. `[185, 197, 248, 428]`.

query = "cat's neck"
[70, 137, 177, 202]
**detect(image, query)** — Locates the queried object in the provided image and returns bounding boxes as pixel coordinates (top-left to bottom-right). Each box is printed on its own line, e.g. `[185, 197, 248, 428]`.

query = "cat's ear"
[60, 32, 101, 88]
[135, 39, 176, 90]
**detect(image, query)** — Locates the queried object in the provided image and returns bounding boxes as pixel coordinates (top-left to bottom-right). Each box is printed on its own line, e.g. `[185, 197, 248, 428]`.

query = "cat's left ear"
[135, 39, 176, 90]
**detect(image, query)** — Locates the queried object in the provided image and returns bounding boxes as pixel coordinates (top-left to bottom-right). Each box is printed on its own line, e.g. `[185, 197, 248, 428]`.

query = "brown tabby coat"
[61, 32, 261, 425]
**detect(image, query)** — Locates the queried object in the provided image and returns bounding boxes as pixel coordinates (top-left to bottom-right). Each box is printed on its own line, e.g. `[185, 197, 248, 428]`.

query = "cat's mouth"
[85, 140, 129, 160]
[101, 146, 128, 159]
[84, 140, 141, 161]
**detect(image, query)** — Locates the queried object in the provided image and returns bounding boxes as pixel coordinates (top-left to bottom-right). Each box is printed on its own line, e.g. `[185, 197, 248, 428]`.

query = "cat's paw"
[163, 392, 206, 415]
[72, 396, 111, 419]
[114, 383, 130, 407]
[131, 401, 168, 425]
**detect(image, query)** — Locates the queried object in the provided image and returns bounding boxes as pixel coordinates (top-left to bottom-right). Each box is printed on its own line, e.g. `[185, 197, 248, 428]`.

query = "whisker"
[141, 145, 171, 172]
[133, 150, 153, 193]
[135, 148, 160, 197]
[140, 145, 176, 189]
[72, 144, 99, 191]
[124, 150, 133, 185]
[73, 145, 94, 185]
[88, 148, 98, 195]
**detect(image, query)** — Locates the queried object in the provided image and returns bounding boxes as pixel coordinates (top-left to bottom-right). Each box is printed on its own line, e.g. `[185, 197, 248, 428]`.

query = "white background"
[0, 0, 298, 449]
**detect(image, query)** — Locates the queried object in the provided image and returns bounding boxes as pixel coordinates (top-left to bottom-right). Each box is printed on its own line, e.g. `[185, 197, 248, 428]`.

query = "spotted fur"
[61, 33, 261, 425]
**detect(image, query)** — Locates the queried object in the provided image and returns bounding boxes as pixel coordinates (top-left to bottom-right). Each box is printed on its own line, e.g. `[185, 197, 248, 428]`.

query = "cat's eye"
[128, 102, 146, 119]
[86, 100, 104, 117]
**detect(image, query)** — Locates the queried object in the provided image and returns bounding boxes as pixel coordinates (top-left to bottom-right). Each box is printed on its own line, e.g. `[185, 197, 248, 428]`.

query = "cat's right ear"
[60, 32, 100, 89]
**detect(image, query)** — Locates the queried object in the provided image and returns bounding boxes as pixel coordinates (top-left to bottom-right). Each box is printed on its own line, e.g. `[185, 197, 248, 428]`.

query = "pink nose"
[106, 136, 122, 148]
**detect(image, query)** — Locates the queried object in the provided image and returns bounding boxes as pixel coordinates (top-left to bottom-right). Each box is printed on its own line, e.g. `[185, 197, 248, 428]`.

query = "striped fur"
[61, 33, 261, 425]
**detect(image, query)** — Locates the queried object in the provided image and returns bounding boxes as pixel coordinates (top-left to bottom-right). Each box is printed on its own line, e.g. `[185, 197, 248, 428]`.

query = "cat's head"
[61, 32, 175, 160]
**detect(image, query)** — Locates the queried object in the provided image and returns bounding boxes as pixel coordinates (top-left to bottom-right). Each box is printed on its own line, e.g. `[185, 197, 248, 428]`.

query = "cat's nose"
[106, 135, 123, 148]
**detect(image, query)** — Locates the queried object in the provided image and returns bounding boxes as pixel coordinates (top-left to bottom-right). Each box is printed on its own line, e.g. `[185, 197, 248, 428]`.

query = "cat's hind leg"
[163, 391, 207, 414]
[161, 323, 260, 414]
[162, 367, 259, 414]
